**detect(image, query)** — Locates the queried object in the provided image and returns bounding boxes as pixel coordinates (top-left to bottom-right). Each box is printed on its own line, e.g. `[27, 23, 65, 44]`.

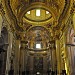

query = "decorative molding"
[55, 0, 73, 30]
[2, 0, 24, 32]
[0, 2, 5, 14]
[15, 33, 22, 40]
[17, 1, 58, 22]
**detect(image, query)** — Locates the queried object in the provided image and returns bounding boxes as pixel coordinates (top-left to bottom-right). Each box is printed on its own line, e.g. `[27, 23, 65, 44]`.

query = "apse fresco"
[26, 26, 50, 49]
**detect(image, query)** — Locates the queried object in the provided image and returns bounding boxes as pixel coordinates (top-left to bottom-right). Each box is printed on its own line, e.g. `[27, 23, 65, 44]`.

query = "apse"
[26, 26, 50, 50]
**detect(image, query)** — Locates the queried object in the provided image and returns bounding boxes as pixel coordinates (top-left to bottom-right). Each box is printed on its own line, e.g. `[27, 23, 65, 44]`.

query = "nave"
[0, 0, 75, 75]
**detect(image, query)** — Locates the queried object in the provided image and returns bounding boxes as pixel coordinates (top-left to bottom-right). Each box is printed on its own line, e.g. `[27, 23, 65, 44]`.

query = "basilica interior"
[0, 0, 75, 75]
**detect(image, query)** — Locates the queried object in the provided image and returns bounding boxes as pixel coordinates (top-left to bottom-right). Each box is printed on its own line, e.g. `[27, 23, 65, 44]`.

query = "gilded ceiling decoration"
[26, 26, 50, 42]
[1, 0, 73, 39]
[26, 26, 50, 51]
[24, 9, 52, 22]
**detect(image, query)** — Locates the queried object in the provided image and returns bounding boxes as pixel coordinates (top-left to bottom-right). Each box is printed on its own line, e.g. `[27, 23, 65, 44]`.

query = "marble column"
[6, 31, 13, 75]
[56, 40, 61, 75]
[14, 40, 20, 75]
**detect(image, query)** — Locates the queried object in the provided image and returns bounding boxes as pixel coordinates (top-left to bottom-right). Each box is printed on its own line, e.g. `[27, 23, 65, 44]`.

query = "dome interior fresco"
[24, 9, 52, 22]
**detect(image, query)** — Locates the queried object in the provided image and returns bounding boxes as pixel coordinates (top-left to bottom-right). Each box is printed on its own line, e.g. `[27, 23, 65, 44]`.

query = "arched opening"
[0, 27, 8, 75]
[26, 26, 50, 50]
[22, 26, 53, 75]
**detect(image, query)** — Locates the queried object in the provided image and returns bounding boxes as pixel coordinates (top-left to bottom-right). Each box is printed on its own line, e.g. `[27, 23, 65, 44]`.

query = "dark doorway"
[0, 27, 8, 75]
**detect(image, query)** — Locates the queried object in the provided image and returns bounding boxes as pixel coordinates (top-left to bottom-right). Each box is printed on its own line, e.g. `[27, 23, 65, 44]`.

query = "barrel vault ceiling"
[1, 0, 73, 40]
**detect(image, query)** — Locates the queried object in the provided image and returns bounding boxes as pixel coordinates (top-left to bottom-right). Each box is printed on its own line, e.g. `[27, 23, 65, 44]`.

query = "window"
[36, 43, 41, 49]
[27, 11, 30, 14]
[46, 11, 49, 14]
[36, 9, 40, 16]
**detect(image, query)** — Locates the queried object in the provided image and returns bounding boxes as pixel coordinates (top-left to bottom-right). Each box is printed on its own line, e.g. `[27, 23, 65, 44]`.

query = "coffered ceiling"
[2, 0, 73, 39]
